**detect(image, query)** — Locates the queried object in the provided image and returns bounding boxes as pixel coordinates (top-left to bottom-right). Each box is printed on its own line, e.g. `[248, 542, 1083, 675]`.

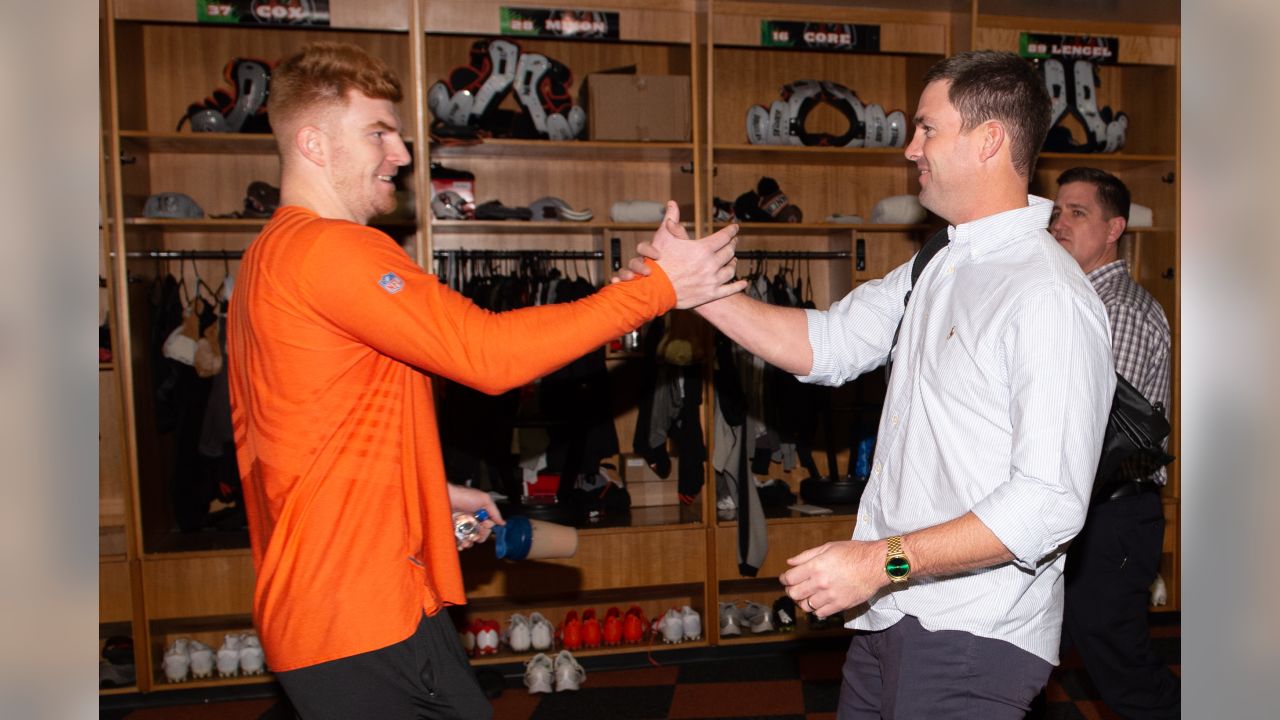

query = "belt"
[1104, 480, 1161, 502]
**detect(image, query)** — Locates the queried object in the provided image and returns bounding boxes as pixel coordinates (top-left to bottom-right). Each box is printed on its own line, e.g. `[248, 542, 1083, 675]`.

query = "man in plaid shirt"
[1049, 167, 1180, 719]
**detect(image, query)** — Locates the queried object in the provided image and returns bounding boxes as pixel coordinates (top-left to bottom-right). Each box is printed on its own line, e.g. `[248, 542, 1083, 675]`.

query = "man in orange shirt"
[226, 42, 742, 719]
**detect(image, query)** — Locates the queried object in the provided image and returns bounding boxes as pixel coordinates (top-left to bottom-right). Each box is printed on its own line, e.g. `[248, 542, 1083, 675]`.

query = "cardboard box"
[583, 74, 691, 142]
[623, 455, 678, 507]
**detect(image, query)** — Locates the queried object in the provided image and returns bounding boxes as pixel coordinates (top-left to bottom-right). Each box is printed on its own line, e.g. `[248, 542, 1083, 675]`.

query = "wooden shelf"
[714, 144, 910, 167]
[432, 220, 688, 235]
[99, 362, 115, 372]
[150, 672, 275, 692]
[721, 222, 928, 235]
[469, 638, 710, 666]
[431, 139, 693, 162]
[124, 217, 416, 232]
[1038, 152, 1176, 167]
[120, 130, 416, 154]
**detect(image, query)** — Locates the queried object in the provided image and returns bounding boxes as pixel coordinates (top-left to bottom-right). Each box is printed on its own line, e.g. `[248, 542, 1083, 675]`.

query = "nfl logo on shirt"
[378, 272, 405, 294]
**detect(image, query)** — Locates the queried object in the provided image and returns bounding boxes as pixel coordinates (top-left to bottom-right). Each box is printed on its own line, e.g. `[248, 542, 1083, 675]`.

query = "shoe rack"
[98, 0, 1181, 694]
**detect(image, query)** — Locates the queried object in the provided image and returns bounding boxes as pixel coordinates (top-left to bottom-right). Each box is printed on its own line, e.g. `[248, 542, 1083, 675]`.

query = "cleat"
[718, 601, 744, 637]
[239, 632, 265, 675]
[560, 610, 581, 651]
[476, 620, 500, 656]
[622, 605, 647, 644]
[162, 638, 191, 683]
[188, 640, 214, 679]
[505, 613, 531, 653]
[680, 605, 702, 641]
[659, 608, 684, 644]
[742, 601, 775, 633]
[581, 608, 601, 649]
[602, 606, 623, 646]
[553, 650, 586, 692]
[216, 633, 242, 677]
[529, 612, 554, 651]
[523, 652, 554, 694]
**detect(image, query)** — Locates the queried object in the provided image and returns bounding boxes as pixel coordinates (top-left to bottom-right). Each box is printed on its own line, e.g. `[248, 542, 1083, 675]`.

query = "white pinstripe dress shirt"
[801, 196, 1115, 663]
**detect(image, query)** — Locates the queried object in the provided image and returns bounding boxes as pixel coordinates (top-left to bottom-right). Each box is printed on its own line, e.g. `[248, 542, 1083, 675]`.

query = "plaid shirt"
[1087, 260, 1172, 485]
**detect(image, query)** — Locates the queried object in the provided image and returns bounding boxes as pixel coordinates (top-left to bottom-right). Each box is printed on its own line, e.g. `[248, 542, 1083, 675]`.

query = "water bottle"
[454, 508, 490, 549]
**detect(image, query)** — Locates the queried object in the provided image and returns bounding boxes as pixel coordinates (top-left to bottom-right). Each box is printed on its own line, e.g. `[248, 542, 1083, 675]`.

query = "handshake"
[612, 201, 746, 309]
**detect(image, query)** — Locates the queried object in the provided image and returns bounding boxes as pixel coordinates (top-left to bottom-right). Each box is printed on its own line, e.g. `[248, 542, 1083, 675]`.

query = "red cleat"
[581, 608, 602, 649]
[560, 610, 582, 651]
[602, 606, 623, 646]
[622, 605, 647, 644]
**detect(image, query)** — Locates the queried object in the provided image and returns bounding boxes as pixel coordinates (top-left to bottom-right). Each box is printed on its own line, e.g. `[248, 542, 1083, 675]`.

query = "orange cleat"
[602, 606, 623, 646]
[581, 608, 602, 649]
[622, 605, 647, 644]
[560, 610, 582, 651]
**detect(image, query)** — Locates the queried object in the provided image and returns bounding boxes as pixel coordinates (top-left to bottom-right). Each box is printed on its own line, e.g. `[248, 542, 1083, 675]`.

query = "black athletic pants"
[275, 611, 492, 720]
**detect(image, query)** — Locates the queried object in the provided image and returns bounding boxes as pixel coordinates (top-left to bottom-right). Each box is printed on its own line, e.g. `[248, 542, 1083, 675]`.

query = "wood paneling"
[716, 517, 852, 579]
[100, 559, 134, 624]
[142, 552, 257, 619]
[461, 527, 708, 599]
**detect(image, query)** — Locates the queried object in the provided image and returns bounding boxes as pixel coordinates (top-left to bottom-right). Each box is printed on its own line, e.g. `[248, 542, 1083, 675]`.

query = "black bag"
[1092, 373, 1175, 500]
[890, 228, 1175, 500]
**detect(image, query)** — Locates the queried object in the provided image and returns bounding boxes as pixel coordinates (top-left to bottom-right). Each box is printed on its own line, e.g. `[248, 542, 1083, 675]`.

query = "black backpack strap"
[885, 227, 950, 382]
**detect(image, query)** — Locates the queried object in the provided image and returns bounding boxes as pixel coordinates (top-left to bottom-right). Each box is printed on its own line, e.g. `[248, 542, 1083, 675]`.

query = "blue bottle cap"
[474, 508, 489, 522]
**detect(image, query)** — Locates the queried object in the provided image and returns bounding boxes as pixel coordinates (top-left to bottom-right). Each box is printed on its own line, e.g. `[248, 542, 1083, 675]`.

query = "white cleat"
[506, 613, 532, 653]
[239, 632, 265, 675]
[163, 638, 191, 683]
[680, 605, 702, 641]
[529, 612, 554, 651]
[188, 640, 214, 679]
[216, 633, 242, 677]
[659, 608, 684, 644]
[524, 652, 554, 694]
[553, 650, 586, 692]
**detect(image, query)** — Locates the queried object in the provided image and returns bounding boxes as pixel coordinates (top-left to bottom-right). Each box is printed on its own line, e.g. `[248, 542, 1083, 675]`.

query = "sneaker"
[718, 601, 743, 637]
[187, 640, 214, 679]
[742, 601, 774, 633]
[239, 632, 265, 675]
[581, 608, 602, 649]
[602, 606, 623, 646]
[622, 605, 647, 644]
[659, 607, 684, 644]
[529, 612, 554, 651]
[553, 650, 586, 692]
[772, 596, 797, 632]
[162, 638, 191, 683]
[476, 620, 500, 656]
[716, 493, 737, 520]
[560, 610, 582, 651]
[680, 605, 702, 641]
[505, 613, 531, 653]
[524, 653, 554, 694]
[216, 633, 242, 677]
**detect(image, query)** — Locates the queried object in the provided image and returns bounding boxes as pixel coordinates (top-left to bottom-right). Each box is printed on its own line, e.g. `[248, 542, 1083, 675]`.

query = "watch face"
[886, 557, 910, 578]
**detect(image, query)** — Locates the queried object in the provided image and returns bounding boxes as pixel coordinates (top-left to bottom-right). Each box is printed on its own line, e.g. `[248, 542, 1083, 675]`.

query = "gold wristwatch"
[884, 535, 912, 584]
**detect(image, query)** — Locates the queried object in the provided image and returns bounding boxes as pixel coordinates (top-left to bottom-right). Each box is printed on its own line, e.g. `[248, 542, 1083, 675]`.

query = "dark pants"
[1063, 488, 1180, 719]
[838, 615, 1052, 719]
[275, 611, 492, 720]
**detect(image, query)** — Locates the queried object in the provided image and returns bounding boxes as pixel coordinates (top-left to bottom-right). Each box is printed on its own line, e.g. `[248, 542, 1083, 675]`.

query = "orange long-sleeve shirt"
[227, 207, 675, 671]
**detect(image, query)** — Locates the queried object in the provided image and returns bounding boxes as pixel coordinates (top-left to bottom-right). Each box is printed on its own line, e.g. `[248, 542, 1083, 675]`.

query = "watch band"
[885, 535, 911, 583]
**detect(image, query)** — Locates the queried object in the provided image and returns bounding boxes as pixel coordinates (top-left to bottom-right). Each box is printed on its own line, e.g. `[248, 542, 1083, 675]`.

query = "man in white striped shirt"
[1050, 167, 1180, 719]
[633, 51, 1115, 718]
